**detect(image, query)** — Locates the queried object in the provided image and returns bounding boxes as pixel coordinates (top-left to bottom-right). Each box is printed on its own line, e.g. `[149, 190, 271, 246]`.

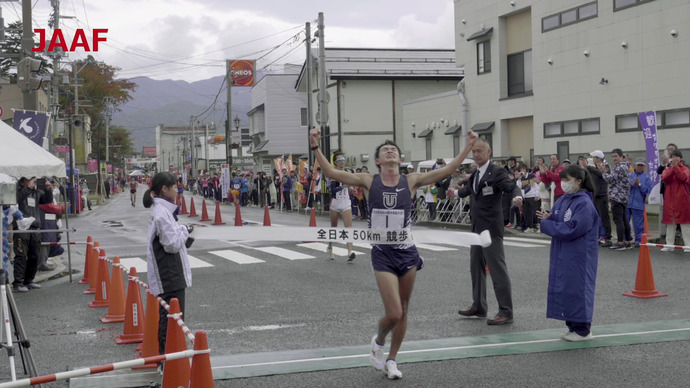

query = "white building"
[296, 48, 464, 170]
[248, 68, 308, 173]
[453, 0, 690, 163]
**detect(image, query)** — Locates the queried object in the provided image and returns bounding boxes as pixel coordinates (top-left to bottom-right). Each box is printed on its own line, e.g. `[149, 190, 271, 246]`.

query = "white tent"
[0, 120, 66, 178]
[129, 170, 144, 177]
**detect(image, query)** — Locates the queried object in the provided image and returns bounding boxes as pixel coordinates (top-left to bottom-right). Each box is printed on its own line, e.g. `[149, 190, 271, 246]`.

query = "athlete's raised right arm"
[310, 128, 372, 189]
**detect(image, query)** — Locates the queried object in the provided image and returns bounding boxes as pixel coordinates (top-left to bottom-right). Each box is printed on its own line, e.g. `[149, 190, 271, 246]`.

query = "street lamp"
[233, 115, 241, 158]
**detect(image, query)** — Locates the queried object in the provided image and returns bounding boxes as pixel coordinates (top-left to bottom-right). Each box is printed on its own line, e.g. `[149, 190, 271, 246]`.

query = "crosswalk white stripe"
[187, 255, 214, 268]
[118, 255, 214, 273]
[504, 236, 551, 245]
[118, 257, 147, 274]
[503, 241, 544, 248]
[297, 243, 365, 257]
[254, 247, 314, 260]
[210, 250, 265, 264]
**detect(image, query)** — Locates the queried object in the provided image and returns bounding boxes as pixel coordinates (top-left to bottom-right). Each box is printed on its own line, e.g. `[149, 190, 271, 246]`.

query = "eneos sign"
[229, 60, 255, 87]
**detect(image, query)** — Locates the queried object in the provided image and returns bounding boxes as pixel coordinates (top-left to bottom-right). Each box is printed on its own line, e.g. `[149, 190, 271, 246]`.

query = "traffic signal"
[16, 57, 43, 92]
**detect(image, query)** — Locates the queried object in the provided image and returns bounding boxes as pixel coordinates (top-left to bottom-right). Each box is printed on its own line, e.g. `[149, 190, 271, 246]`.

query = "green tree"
[62, 55, 138, 169]
[0, 21, 53, 80]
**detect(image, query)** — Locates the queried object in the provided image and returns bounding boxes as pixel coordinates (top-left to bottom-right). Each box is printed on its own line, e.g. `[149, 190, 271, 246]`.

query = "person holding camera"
[143, 172, 194, 356]
[12, 177, 43, 292]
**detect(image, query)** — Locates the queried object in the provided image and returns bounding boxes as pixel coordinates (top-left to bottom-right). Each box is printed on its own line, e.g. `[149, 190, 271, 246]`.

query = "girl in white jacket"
[143, 172, 193, 355]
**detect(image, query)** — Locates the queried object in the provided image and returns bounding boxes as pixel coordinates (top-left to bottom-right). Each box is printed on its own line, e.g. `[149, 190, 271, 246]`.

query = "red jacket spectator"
[661, 153, 690, 224]
[539, 155, 566, 198]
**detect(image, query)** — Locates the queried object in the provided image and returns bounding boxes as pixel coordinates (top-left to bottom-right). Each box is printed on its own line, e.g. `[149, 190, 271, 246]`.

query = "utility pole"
[189, 115, 195, 178]
[317, 12, 329, 158]
[205, 123, 210, 173]
[305, 21, 314, 168]
[105, 96, 112, 162]
[225, 60, 233, 168]
[21, 0, 37, 110]
[49, 0, 63, 153]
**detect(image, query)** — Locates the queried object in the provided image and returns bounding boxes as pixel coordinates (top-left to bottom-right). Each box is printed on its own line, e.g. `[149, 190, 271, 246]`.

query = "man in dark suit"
[448, 139, 523, 325]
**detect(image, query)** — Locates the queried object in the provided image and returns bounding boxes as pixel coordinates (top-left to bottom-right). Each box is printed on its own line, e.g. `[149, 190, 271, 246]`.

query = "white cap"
[590, 150, 605, 159]
[407, 164, 414, 169]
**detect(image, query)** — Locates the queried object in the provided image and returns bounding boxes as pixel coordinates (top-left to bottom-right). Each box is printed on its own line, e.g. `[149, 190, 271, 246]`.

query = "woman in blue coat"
[537, 165, 600, 342]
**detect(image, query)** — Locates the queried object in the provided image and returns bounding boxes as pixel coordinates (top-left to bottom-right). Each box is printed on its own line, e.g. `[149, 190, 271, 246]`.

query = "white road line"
[210, 250, 265, 264]
[297, 243, 365, 257]
[415, 243, 456, 252]
[118, 255, 213, 272]
[503, 241, 544, 248]
[187, 255, 214, 268]
[504, 236, 552, 244]
[254, 247, 314, 260]
[118, 257, 147, 273]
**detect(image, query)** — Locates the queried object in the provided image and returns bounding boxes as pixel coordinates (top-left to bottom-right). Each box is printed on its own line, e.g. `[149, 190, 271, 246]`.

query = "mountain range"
[111, 75, 253, 151]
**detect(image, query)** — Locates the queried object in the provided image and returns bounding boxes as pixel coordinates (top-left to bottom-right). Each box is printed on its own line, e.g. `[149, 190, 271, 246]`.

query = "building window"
[425, 138, 432, 160]
[544, 118, 600, 138]
[300, 108, 308, 126]
[615, 114, 641, 133]
[507, 50, 532, 97]
[658, 108, 690, 129]
[542, 2, 598, 32]
[614, 0, 655, 11]
[477, 40, 491, 75]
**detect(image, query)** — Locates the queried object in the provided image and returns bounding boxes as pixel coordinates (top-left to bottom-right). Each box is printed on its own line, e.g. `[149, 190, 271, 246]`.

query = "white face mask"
[561, 180, 579, 194]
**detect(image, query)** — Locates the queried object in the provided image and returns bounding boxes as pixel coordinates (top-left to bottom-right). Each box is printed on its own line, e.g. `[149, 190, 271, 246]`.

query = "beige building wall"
[455, 0, 690, 162]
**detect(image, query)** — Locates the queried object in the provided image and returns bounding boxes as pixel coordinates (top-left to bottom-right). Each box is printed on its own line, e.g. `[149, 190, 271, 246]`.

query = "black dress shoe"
[487, 315, 514, 325]
[458, 308, 487, 318]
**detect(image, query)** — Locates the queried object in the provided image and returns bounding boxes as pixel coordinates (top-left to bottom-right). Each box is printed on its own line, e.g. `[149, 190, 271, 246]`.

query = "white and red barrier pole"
[0, 349, 208, 388]
[642, 243, 689, 251]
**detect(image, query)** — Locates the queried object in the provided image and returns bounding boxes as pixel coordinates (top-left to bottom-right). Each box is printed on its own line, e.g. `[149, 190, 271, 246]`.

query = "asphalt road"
[1, 191, 689, 387]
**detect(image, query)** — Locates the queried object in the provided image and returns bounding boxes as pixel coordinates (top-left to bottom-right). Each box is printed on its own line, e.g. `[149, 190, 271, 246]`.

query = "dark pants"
[283, 191, 291, 210]
[158, 288, 186, 356]
[611, 200, 632, 243]
[468, 237, 513, 318]
[566, 321, 591, 336]
[594, 196, 612, 240]
[12, 233, 40, 287]
[427, 202, 436, 220]
[522, 197, 538, 230]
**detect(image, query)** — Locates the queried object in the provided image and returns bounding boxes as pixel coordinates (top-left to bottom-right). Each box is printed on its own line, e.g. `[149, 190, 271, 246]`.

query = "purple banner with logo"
[13, 110, 49, 146]
[638, 111, 660, 185]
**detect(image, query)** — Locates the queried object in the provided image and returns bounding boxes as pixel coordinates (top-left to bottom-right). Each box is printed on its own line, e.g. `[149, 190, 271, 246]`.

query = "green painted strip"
[210, 319, 690, 380]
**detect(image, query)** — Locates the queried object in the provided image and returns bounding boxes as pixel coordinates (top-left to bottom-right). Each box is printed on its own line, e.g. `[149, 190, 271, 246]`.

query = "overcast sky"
[3, 0, 456, 83]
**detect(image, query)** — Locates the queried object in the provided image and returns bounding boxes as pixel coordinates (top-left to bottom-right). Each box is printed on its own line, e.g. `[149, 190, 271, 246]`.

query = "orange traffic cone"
[116, 267, 146, 344]
[212, 201, 226, 225]
[132, 291, 160, 369]
[200, 199, 212, 222]
[234, 202, 243, 226]
[188, 198, 198, 217]
[180, 195, 188, 215]
[623, 234, 669, 299]
[101, 257, 126, 323]
[309, 208, 317, 227]
[189, 330, 214, 388]
[84, 241, 100, 294]
[79, 236, 93, 284]
[263, 204, 271, 226]
[161, 298, 190, 387]
[643, 207, 651, 236]
[89, 248, 110, 308]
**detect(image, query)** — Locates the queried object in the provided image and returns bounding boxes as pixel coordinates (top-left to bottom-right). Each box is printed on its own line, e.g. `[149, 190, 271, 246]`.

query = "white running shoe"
[560, 330, 573, 339]
[384, 359, 402, 380]
[563, 331, 593, 342]
[661, 247, 674, 252]
[370, 335, 385, 371]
